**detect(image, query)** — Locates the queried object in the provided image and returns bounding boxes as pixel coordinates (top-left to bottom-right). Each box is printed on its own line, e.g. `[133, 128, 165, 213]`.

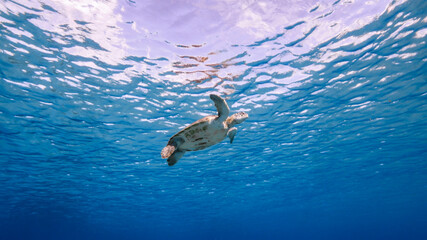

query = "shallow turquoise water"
[0, 0, 426, 239]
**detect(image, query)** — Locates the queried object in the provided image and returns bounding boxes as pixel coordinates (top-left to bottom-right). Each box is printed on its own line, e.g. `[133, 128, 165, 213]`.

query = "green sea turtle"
[161, 94, 249, 166]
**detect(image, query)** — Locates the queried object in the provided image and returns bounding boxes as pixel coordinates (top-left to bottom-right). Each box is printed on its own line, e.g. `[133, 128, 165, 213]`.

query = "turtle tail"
[161, 145, 175, 159]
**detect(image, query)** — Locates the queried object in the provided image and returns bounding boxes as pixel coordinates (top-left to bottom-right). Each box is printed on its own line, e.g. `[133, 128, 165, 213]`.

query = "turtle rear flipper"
[161, 137, 184, 159]
[167, 150, 185, 166]
[161, 145, 175, 159]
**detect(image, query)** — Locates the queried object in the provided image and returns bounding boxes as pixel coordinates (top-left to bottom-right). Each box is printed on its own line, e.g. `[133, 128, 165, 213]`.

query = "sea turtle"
[161, 94, 249, 166]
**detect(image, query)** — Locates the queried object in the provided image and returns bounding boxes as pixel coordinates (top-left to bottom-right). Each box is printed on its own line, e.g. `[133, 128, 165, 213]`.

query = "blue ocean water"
[0, 0, 426, 239]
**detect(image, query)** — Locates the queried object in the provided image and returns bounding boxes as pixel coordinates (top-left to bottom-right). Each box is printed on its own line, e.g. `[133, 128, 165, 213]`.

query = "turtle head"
[227, 112, 248, 127]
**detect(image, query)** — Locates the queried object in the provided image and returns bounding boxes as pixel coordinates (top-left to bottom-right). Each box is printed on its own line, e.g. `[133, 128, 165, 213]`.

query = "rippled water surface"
[1, 0, 426, 239]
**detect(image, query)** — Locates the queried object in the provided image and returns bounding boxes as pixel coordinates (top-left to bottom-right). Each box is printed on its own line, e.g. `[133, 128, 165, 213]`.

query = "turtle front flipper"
[227, 127, 237, 144]
[167, 150, 186, 166]
[210, 94, 230, 121]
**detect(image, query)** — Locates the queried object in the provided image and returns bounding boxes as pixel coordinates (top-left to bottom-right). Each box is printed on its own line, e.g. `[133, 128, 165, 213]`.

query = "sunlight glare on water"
[0, 0, 426, 239]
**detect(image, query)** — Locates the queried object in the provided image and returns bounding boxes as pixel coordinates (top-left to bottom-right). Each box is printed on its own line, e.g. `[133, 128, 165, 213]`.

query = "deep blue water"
[1, 0, 426, 239]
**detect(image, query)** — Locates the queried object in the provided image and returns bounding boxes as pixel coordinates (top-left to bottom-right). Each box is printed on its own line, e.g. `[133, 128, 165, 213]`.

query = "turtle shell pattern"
[168, 115, 228, 151]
